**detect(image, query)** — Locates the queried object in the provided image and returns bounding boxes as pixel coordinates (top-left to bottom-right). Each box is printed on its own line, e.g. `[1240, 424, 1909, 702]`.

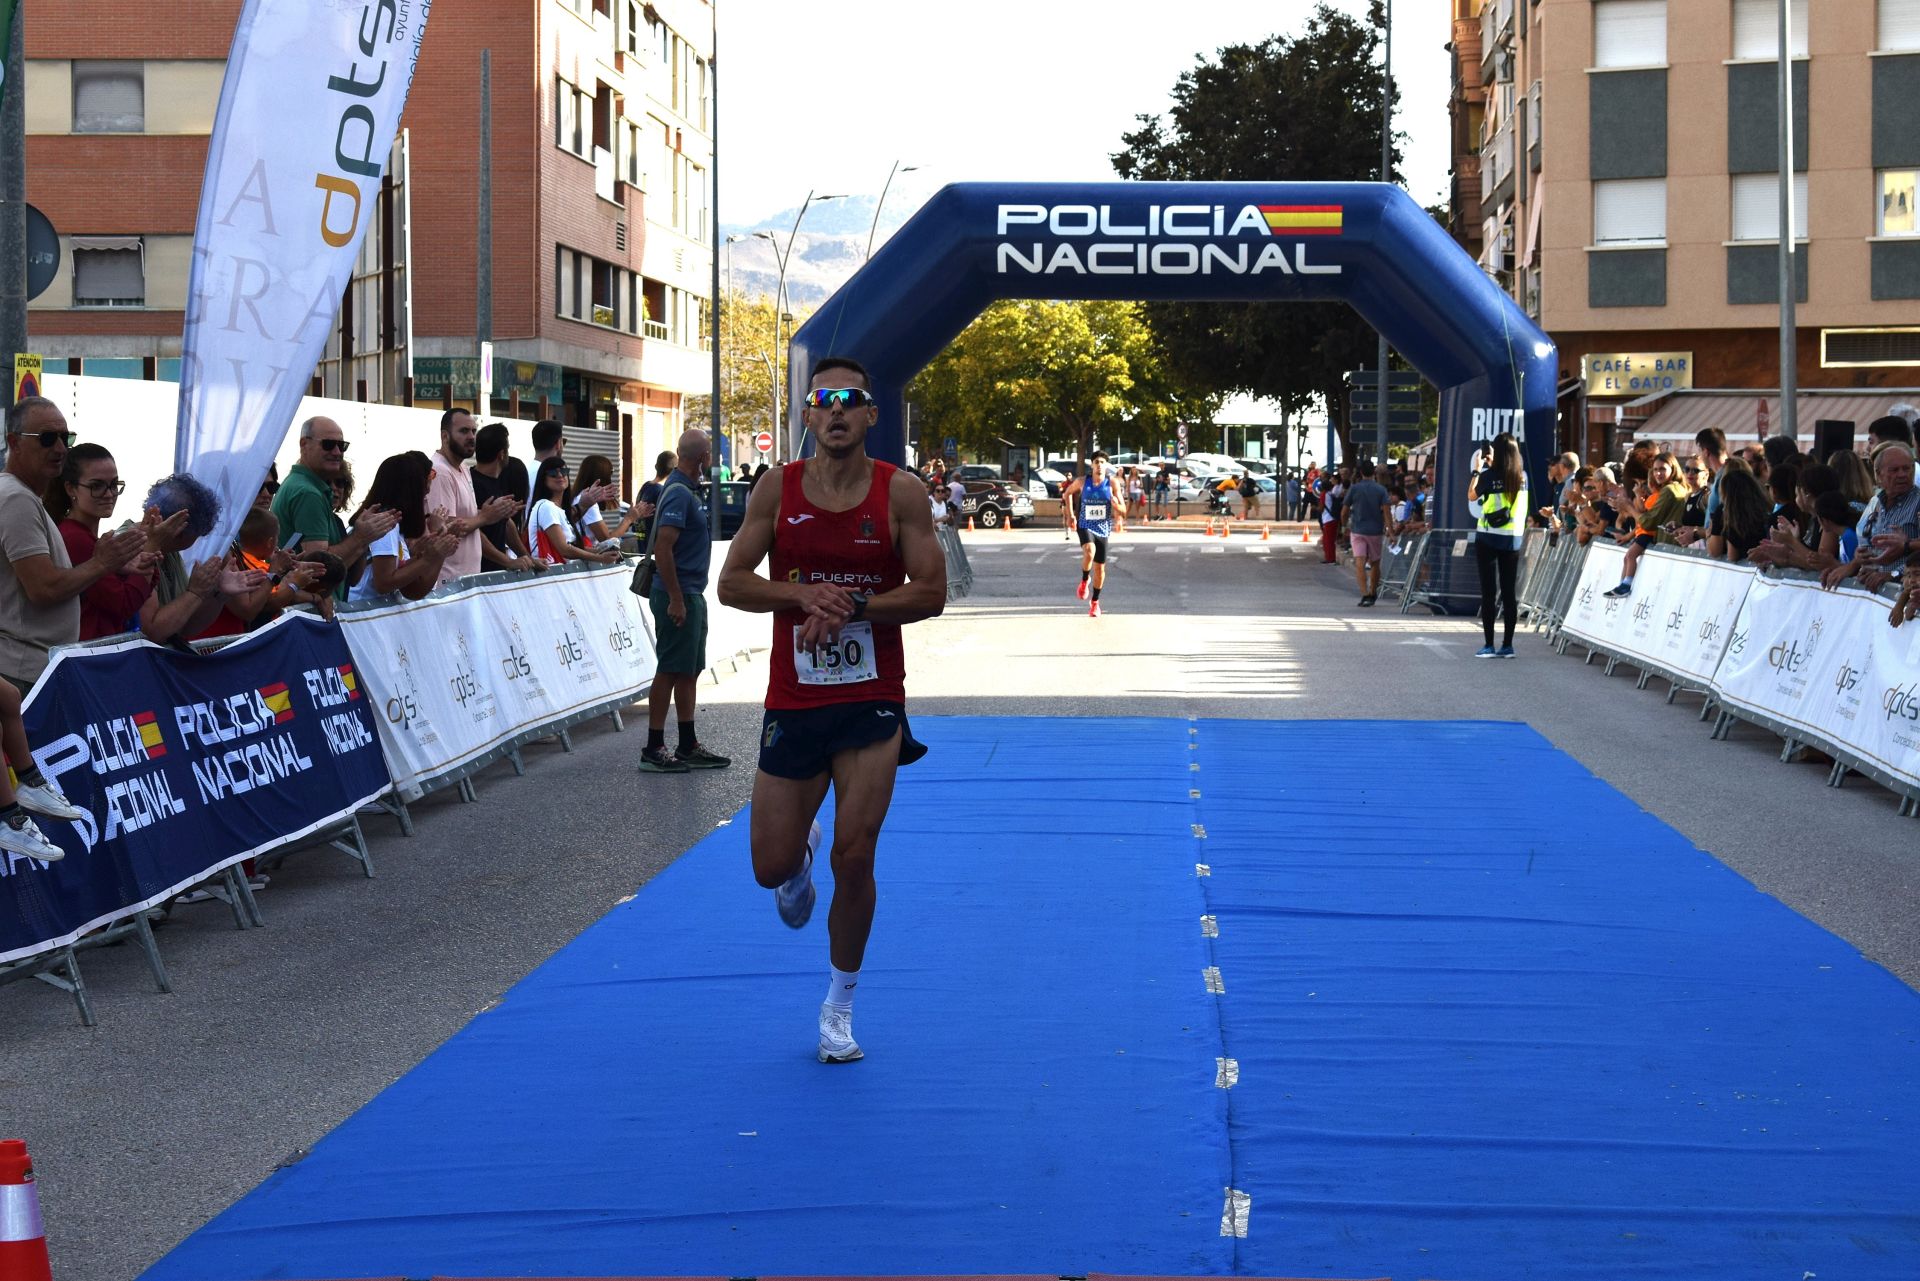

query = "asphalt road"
[8, 524, 1916, 1280]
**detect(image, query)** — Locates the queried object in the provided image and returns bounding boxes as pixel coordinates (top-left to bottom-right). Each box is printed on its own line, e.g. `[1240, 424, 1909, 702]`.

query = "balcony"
[1480, 0, 1514, 85]
[1453, 17, 1483, 102]
[1479, 115, 1515, 211]
[1452, 155, 1483, 233]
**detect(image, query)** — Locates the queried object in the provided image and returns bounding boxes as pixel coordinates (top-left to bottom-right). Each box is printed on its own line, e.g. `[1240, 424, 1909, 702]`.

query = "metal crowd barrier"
[937, 524, 974, 599]
[1378, 532, 1426, 603]
[1399, 528, 1485, 616]
[1517, 531, 1591, 635]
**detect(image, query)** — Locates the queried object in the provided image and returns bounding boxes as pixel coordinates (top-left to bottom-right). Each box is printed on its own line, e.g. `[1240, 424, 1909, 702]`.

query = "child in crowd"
[1814, 490, 1862, 565]
[0, 675, 87, 862]
[1605, 452, 1689, 597]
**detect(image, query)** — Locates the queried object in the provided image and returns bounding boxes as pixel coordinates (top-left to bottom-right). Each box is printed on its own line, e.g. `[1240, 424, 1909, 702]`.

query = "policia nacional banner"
[0, 614, 390, 964]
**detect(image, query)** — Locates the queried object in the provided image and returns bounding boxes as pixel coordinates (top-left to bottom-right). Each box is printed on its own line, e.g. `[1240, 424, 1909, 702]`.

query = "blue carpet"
[140, 718, 1920, 1280]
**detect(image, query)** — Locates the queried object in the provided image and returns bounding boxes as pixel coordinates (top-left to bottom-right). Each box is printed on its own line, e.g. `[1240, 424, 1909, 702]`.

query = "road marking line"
[1215, 1056, 1238, 1087]
[1220, 1187, 1251, 1237]
[1203, 966, 1225, 994]
[1200, 914, 1218, 937]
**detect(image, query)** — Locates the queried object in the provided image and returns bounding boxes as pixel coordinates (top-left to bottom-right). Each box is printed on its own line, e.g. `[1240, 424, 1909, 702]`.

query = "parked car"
[952, 463, 1003, 483]
[1031, 466, 1070, 497]
[697, 480, 753, 540]
[953, 476, 1034, 529]
[1236, 458, 1276, 477]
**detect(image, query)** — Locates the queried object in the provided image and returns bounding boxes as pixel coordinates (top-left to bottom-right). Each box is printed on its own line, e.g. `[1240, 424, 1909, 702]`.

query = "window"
[72, 239, 145, 307]
[555, 77, 587, 157]
[1732, 0, 1809, 60]
[558, 246, 643, 333]
[1881, 169, 1919, 236]
[1593, 178, 1667, 245]
[625, 0, 642, 55]
[72, 61, 144, 133]
[1592, 0, 1667, 69]
[622, 118, 642, 187]
[655, 17, 670, 66]
[1881, 0, 1920, 50]
[1731, 172, 1810, 241]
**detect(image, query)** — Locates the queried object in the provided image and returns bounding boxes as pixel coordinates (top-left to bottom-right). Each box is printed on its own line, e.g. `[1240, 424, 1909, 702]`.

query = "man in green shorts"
[641, 428, 731, 773]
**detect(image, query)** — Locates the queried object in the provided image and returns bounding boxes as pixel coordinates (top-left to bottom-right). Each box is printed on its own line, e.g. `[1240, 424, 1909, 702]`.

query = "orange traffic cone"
[1202, 517, 1213, 536]
[1261, 524, 1271, 541]
[1300, 524, 1312, 543]
[0, 1140, 52, 1281]
[1220, 520, 1231, 538]
[967, 515, 976, 532]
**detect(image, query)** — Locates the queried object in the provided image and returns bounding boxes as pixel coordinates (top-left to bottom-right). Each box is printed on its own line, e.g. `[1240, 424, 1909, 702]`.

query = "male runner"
[1061, 451, 1126, 616]
[716, 356, 947, 1063]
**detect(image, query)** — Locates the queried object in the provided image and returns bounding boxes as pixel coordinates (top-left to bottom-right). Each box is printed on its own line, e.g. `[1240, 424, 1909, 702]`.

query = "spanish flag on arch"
[1259, 205, 1343, 236]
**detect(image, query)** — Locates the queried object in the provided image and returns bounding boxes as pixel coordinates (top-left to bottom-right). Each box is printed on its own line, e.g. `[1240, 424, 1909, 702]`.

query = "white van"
[1180, 452, 1244, 477]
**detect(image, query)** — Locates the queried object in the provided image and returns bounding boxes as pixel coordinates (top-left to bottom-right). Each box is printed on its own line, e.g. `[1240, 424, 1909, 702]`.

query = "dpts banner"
[1560, 544, 1752, 685]
[1713, 574, 1920, 790]
[173, 0, 432, 562]
[1, 616, 390, 964]
[335, 565, 658, 797]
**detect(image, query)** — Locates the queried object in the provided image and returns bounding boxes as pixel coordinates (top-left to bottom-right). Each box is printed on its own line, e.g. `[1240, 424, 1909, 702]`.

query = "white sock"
[826, 965, 859, 1009]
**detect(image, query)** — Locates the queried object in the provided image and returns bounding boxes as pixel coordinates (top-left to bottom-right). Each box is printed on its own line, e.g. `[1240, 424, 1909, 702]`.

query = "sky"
[717, 0, 1453, 229]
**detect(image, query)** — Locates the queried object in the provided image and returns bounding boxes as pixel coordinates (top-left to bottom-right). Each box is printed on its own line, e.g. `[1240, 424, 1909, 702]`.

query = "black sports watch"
[847, 591, 871, 623]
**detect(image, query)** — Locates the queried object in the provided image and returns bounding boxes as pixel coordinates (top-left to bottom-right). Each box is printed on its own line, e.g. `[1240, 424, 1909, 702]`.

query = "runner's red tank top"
[767, 459, 908, 709]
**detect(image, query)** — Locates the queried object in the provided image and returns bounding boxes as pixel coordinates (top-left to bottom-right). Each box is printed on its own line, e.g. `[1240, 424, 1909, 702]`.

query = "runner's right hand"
[795, 583, 855, 622]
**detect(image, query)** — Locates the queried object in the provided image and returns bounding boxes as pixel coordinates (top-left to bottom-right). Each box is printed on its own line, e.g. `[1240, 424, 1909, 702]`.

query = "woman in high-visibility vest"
[1469, 433, 1528, 659]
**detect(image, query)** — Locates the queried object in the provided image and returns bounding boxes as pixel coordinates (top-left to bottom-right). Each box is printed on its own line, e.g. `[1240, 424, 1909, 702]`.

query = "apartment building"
[22, 0, 714, 495]
[1449, 0, 1920, 454]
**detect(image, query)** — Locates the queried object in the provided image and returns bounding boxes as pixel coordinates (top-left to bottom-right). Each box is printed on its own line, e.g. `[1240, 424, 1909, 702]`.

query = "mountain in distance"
[719, 192, 925, 307]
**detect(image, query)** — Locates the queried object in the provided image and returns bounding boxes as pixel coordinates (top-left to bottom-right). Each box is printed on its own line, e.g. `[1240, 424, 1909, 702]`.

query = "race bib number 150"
[796, 621, 877, 686]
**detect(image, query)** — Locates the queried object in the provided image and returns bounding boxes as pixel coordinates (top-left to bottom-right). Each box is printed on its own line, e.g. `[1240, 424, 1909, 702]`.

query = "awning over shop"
[1630, 390, 1920, 445]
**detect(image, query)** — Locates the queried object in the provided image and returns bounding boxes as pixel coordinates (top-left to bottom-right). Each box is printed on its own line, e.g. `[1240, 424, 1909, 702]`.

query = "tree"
[908, 300, 1213, 464]
[684, 290, 811, 459]
[1111, 2, 1399, 449]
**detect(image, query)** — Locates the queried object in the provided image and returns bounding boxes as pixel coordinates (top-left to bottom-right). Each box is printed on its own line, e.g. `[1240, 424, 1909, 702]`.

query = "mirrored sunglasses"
[805, 387, 876, 410]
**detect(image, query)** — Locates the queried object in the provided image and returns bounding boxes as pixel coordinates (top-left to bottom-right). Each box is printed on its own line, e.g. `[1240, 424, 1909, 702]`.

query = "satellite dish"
[24, 205, 60, 303]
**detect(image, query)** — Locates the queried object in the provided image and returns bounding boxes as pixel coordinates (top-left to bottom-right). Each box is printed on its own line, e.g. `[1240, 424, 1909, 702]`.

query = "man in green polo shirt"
[272, 415, 399, 597]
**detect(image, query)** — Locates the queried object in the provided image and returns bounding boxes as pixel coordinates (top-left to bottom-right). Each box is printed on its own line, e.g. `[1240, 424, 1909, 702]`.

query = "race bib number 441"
[796, 621, 877, 686]
[1083, 502, 1108, 522]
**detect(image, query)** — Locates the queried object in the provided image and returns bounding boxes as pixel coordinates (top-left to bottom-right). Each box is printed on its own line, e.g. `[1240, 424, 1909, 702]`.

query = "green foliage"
[908, 300, 1218, 462]
[1110, 1, 1397, 439]
[685, 290, 811, 447]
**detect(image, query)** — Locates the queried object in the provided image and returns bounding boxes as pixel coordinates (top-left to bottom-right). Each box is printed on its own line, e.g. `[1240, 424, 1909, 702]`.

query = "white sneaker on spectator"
[15, 780, 83, 822]
[0, 812, 63, 862]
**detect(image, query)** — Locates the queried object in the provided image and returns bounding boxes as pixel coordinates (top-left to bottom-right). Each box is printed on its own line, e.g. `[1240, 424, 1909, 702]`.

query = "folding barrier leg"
[133, 909, 172, 994]
[508, 748, 527, 777]
[375, 792, 416, 838]
[609, 708, 625, 732]
[229, 865, 266, 929]
[1635, 669, 1653, 691]
[32, 946, 95, 1027]
[325, 814, 375, 878]
[458, 776, 479, 804]
[558, 728, 575, 753]
[1828, 761, 1849, 788]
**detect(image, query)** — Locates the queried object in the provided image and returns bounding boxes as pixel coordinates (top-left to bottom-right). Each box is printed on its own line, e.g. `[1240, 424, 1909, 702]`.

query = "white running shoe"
[0, 813, 64, 862]
[15, 780, 83, 822]
[774, 821, 820, 929]
[818, 1001, 863, 1063]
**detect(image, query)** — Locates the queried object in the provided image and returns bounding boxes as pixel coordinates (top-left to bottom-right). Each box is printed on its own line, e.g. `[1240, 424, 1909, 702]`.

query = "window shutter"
[72, 62, 144, 133]
[1594, 178, 1667, 244]
[1593, 0, 1668, 68]
[1881, 0, 1920, 50]
[1733, 0, 1810, 59]
[1731, 173, 1809, 241]
[73, 248, 145, 304]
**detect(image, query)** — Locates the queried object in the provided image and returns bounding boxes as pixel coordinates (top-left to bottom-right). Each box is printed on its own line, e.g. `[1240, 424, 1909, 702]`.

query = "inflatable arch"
[785, 182, 1556, 533]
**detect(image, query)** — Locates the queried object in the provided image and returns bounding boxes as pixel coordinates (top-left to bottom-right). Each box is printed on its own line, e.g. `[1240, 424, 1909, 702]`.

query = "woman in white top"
[529, 456, 621, 566]
[573, 453, 647, 548]
[928, 482, 953, 527]
[349, 452, 459, 601]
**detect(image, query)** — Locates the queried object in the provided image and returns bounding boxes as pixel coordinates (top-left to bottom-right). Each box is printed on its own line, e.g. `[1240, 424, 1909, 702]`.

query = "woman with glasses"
[529, 456, 621, 567]
[47, 443, 160, 642]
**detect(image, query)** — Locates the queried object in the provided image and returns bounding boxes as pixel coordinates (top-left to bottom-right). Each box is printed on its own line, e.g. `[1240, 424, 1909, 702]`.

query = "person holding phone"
[1468, 434, 1527, 658]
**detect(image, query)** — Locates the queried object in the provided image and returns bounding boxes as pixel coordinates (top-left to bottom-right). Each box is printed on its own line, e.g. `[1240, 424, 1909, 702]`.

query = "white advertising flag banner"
[1560, 545, 1752, 684]
[1711, 574, 1920, 789]
[173, 0, 432, 561]
[336, 566, 657, 796]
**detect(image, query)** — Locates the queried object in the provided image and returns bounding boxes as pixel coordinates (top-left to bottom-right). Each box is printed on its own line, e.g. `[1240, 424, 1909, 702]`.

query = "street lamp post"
[754, 190, 845, 462]
[866, 162, 921, 261]
[1776, 0, 1798, 442]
